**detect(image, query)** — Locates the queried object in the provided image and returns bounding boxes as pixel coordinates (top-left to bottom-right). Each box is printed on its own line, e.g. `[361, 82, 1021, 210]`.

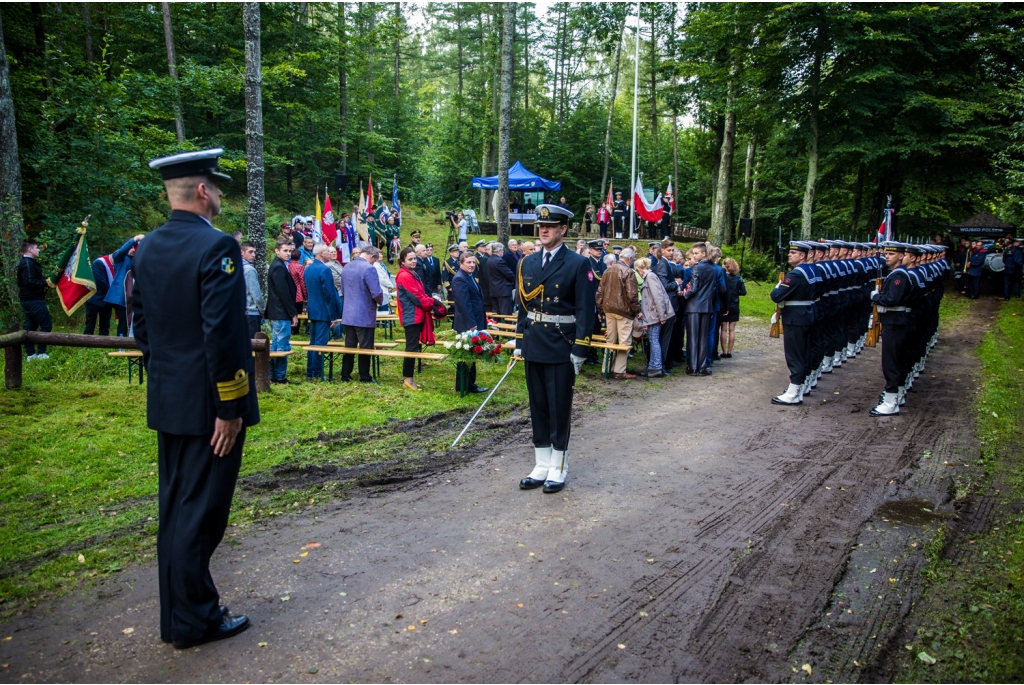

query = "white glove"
[570, 353, 585, 375]
[513, 348, 522, 358]
[771, 312, 778, 325]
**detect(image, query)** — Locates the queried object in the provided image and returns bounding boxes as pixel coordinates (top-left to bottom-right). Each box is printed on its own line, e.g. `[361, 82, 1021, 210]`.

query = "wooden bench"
[293, 341, 397, 350]
[302, 345, 446, 381]
[591, 341, 634, 379]
[108, 350, 144, 385]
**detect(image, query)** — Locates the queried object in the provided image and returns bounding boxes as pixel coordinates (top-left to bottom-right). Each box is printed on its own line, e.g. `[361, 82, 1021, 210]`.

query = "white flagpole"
[629, 0, 641, 240]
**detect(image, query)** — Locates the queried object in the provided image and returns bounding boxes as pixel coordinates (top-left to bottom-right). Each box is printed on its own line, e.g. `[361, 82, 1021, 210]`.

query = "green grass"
[896, 297, 1024, 682]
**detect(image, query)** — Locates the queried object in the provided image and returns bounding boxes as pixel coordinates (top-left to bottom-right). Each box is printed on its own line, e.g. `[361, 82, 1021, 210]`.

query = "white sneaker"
[26, 354, 37, 361]
[35, 353, 50, 360]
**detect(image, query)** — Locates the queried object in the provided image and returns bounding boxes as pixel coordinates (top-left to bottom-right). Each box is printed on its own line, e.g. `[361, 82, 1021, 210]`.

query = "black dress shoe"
[643, 369, 664, 378]
[542, 480, 565, 494]
[173, 615, 250, 649]
[519, 477, 545, 490]
[162, 606, 230, 643]
[699, 368, 713, 376]
[470, 386, 489, 393]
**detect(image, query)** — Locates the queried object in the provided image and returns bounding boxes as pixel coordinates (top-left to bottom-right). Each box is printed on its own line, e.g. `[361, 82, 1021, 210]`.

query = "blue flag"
[391, 178, 400, 216]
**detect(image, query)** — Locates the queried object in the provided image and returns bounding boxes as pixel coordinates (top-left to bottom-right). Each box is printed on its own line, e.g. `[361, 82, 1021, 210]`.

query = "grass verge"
[895, 296, 1024, 681]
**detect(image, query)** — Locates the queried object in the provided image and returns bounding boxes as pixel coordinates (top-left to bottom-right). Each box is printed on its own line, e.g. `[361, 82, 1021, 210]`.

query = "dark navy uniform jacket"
[132, 210, 260, 436]
[515, 244, 595, 363]
[770, 264, 817, 326]
[872, 265, 915, 326]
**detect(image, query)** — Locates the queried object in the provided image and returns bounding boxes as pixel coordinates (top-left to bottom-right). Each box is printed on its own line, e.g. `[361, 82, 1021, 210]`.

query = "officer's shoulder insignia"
[221, 257, 235, 275]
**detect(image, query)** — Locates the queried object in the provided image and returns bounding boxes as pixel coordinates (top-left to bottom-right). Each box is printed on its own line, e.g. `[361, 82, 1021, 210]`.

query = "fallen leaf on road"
[304, 542, 321, 549]
[122, 627, 134, 635]
[517, 604, 523, 608]
[396, 614, 403, 619]
[293, 559, 301, 563]
[299, 552, 309, 557]
[617, 644, 626, 650]
[639, 611, 649, 617]
[408, 626, 416, 631]
[2, 637, 9, 641]
[529, 552, 535, 557]
[339, 592, 347, 596]
[420, 620, 427, 625]
[281, 596, 290, 601]
[802, 664, 812, 676]
[870, 568, 877, 573]
[258, 642, 267, 647]
[918, 651, 937, 665]
[646, 558, 654, 563]
[77, 554, 85, 564]
[449, 629, 458, 635]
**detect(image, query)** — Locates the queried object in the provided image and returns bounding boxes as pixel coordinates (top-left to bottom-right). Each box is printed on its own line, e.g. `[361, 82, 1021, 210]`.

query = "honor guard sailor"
[770, 241, 818, 405]
[869, 242, 915, 416]
[133, 148, 259, 648]
[515, 204, 595, 493]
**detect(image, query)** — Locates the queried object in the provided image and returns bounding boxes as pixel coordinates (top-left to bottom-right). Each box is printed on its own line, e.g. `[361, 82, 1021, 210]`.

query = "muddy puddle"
[874, 498, 948, 526]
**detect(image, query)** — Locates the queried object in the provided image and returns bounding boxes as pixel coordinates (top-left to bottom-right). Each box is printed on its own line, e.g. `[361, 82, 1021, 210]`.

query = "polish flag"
[664, 180, 675, 213]
[632, 177, 664, 223]
[321, 190, 338, 245]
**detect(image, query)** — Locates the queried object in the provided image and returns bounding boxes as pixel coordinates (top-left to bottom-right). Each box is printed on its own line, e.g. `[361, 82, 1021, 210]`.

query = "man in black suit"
[487, 242, 515, 315]
[514, 204, 595, 494]
[682, 242, 715, 375]
[451, 252, 488, 394]
[133, 149, 258, 649]
[423, 244, 442, 295]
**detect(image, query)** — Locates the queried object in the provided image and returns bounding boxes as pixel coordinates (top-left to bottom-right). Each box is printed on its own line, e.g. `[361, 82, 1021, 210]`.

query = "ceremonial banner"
[665, 179, 675, 213]
[355, 183, 369, 242]
[605, 180, 613, 209]
[47, 222, 96, 315]
[321, 190, 338, 245]
[391, 178, 400, 216]
[876, 208, 894, 243]
[312, 191, 323, 243]
[632, 177, 664, 223]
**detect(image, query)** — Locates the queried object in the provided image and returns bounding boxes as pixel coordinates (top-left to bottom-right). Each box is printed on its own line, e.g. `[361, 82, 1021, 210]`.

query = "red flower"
[471, 336, 480, 344]
[473, 345, 483, 354]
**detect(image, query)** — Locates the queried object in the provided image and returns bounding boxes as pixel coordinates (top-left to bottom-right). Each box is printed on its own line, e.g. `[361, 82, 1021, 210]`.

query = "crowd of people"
[949, 234, 1023, 300]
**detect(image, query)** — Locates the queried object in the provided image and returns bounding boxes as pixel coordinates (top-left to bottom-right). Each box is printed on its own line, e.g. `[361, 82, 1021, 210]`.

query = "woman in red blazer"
[395, 246, 436, 391]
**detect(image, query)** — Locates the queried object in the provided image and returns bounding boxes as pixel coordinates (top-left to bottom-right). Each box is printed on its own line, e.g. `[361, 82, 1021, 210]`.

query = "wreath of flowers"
[444, 329, 504, 364]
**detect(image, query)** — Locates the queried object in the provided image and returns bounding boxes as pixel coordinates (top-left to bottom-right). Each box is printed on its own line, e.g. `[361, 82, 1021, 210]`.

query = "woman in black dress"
[720, 257, 746, 358]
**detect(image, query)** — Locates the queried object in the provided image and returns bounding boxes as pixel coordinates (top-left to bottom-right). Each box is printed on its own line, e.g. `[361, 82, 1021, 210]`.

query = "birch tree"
[497, 3, 514, 245]
[162, 3, 185, 143]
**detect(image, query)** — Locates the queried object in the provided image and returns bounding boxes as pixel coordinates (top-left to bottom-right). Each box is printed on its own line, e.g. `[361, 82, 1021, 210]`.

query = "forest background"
[1, 1, 1024, 324]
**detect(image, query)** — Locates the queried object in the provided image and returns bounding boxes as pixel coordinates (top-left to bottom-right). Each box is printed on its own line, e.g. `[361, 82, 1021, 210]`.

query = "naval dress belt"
[527, 311, 576, 324]
[876, 306, 912, 313]
[779, 300, 814, 307]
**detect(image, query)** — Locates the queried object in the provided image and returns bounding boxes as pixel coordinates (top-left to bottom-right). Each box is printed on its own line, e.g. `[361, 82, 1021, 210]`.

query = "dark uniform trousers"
[880, 320, 910, 393]
[783, 324, 811, 384]
[158, 429, 245, 643]
[686, 313, 711, 371]
[525, 361, 576, 450]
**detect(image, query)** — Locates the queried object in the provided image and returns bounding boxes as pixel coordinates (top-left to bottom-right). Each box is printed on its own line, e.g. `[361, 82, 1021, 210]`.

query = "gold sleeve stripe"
[575, 336, 592, 347]
[217, 369, 250, 401]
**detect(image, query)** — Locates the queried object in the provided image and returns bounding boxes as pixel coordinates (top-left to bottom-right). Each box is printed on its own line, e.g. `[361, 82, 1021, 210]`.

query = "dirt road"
[1, 304, 991, 683]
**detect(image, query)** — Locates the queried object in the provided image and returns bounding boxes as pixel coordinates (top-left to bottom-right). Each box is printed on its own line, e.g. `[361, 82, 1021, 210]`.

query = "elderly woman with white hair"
[635, 256, 675, 378]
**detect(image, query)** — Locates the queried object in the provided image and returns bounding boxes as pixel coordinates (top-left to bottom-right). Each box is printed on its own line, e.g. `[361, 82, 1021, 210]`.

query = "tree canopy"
[1, 1, 1022, 286]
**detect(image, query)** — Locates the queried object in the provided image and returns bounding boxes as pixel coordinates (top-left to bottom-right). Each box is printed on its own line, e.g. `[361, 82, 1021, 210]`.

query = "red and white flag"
[605, 180, 614, 209]
[321, 190, 338, 245]
[875, 208, 894, 243]
[632, 177, 664, 223]
[664, 180, 675, 213]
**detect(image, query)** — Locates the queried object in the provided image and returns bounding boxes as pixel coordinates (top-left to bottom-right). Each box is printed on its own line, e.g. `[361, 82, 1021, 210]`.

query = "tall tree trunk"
[738, 132, 757, 219]
[710, 69, 737, 246]
[243, 2, 267, 290]
[366, 3, 375, 167]
[801, 44, 822, 240]
[709, 114, 724, 215]
[393, 2, 400, 100]
[338, 2, 347, 174]
[497, 3, 514, 245]
[850, 161, 865, 235]
[750, 161, 760, 245]
[0, 11, 26, 314]
[522, 7, 528, 110]
[600, 17, 625, 203]
[479, 145, 487, 218]
[649, 9, 657, 137]
[161, 3, 185, 142]
[672, 109, 680, 218]
[456, 3, 463, 106]
[82, 3, 94, 63]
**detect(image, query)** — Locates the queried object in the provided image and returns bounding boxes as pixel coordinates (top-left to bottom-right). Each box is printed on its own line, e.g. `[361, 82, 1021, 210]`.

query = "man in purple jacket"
[339, 245, 384, 382]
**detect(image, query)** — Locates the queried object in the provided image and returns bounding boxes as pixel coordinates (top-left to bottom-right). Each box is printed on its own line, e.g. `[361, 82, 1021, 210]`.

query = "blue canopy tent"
[471, 161, 561, 191]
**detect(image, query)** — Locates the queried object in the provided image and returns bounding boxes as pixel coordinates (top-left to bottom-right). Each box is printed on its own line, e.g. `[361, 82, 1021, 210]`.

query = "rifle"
[769, 272, 784, 338]
[865, 277, 882, 347]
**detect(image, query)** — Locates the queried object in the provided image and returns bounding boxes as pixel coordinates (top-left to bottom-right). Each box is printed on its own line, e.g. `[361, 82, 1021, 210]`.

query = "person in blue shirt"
[104, 233, 146, 336]
[966, 240, 986, 299]
[304, 243, 344, 380]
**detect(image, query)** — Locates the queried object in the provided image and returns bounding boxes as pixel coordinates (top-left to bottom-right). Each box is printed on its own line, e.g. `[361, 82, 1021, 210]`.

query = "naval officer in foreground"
[515, 204, 595, 493]
[133, 148, 259, 649]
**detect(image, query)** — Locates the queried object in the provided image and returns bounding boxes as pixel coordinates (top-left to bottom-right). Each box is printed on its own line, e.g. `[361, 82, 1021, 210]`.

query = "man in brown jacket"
[596, 246, 640, 378]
